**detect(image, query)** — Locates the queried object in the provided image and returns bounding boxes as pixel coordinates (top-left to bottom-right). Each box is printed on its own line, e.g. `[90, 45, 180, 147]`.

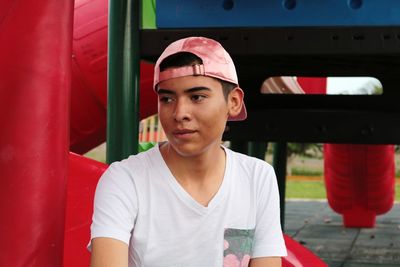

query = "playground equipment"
[64, 153, 107, 267]
[0, 0, 73, 265]
[324, 144, 395, 227]
[157, 0, 400, 28]
[1, 0, 397, 265]
[297, 78, 396, 228]
[71, 0, 157, 154]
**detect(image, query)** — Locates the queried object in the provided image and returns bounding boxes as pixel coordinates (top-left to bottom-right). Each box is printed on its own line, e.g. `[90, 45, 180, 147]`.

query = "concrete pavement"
[284, 200, 400, 267]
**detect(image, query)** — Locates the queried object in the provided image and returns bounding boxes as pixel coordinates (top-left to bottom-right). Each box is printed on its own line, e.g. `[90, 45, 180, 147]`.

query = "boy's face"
[157, 75, 240, 157]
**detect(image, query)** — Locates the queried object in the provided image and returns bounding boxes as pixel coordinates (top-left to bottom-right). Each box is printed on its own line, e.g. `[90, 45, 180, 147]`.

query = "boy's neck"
[160, 142, 226, 206]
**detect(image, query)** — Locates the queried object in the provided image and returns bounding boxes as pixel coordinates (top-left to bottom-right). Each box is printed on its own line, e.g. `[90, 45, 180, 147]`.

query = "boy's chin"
[165, 142, 212, 158]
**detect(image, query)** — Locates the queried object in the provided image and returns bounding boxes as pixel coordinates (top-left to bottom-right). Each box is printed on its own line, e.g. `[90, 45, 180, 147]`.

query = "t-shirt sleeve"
[88, 162, 138, 250]
[251, 165, 287, 258]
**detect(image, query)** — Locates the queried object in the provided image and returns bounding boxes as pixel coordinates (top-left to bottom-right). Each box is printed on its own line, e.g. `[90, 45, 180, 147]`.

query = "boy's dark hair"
[159, 52, 237, 100]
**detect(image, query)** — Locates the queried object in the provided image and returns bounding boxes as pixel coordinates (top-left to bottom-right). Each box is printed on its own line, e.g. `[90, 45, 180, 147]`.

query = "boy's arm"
[249, 257, 282, 267]
[90, 237, 129, 267]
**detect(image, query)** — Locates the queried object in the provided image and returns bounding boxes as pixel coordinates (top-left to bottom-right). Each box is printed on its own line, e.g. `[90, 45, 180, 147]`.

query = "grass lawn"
[286, 180, 400, 201]
[286, 180, 326, 199]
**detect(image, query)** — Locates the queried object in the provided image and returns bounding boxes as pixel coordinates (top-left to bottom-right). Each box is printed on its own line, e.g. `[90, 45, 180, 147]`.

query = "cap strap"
[158, 64, 205, 82]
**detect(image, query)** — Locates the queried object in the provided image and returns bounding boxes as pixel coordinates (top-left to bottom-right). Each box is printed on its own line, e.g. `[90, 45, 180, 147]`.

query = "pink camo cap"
[154, 36, 247, 121]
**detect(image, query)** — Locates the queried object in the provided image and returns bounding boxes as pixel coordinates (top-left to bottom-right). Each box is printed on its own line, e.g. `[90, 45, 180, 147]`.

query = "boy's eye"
[159, 96, 173, 103]
[191, 95, 206, 102]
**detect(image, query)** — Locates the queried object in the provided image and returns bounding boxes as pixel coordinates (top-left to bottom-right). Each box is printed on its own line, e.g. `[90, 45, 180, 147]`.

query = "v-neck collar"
[153, 143, 231, 215]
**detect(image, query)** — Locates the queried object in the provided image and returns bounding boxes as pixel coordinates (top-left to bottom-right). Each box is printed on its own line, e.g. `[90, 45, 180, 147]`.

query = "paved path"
[285, 200, 400, 267]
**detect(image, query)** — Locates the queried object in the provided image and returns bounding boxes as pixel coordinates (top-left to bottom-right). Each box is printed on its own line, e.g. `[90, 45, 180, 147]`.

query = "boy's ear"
[227, 87, 244, 118]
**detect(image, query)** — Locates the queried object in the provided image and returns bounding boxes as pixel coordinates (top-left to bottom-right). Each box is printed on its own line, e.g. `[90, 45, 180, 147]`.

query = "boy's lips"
[172, 129, 197, 136]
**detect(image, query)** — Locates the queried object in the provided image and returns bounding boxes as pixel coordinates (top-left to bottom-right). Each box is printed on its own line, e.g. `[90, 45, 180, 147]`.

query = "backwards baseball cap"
[153, 36, 247, 121]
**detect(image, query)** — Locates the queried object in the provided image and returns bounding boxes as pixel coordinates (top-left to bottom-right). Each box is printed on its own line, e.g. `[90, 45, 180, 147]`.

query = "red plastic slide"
[70, 0, 157, 154]
[64, 153, 108, 267]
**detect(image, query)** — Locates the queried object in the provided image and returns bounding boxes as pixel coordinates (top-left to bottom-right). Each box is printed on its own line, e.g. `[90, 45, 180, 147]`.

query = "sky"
[326, 77, 382, 95]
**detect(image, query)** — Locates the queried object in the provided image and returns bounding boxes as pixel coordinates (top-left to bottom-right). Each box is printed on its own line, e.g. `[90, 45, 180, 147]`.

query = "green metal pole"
[272, 142, 287, 231]
[130, 0, 141, 156]
[230, 141, 248, 154]
[107, 0, 140, 163]
[247, 141, 268, 160]
[231, 141, 267, 159]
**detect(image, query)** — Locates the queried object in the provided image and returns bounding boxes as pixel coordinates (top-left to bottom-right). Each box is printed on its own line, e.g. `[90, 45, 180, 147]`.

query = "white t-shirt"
[89, 144, 286, 267]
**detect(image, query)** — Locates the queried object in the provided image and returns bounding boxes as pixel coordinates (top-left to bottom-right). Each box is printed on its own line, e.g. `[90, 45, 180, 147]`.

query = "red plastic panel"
[0, 0, 73, 265]
[70, 0, 157, 154]
[283, 235, 328, 267]
[324, 144, 395, 227]
[64, 153, 108, 267]
[297, 77, 327, 94]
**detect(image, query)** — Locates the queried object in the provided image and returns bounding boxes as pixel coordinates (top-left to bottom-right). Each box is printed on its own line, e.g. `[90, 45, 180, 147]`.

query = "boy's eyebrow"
[185, 87, 211, 93]
[157, 87, 211, 95]
[157, 88, 175, 95]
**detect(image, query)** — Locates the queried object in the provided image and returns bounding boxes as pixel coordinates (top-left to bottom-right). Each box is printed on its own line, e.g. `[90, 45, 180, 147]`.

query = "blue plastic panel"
[156, 0, 400, 28]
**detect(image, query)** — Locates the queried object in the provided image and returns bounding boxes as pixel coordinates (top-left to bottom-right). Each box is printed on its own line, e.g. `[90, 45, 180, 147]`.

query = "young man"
[89, 36, 287, 267]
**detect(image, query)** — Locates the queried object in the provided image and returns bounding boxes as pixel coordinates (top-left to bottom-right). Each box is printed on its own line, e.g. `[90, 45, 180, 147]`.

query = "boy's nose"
[173, 99, 191, 122]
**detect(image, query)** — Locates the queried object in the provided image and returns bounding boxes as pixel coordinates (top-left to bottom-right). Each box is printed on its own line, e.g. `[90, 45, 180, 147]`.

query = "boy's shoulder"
[106, 145, 161, 178]
[225, 146, 275, 181]
[227, 146, 273, 169]
[225, 147, 276, 193]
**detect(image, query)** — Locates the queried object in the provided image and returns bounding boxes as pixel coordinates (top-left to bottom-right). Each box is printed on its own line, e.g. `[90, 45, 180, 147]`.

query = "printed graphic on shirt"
[223, 228, 255, 267]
